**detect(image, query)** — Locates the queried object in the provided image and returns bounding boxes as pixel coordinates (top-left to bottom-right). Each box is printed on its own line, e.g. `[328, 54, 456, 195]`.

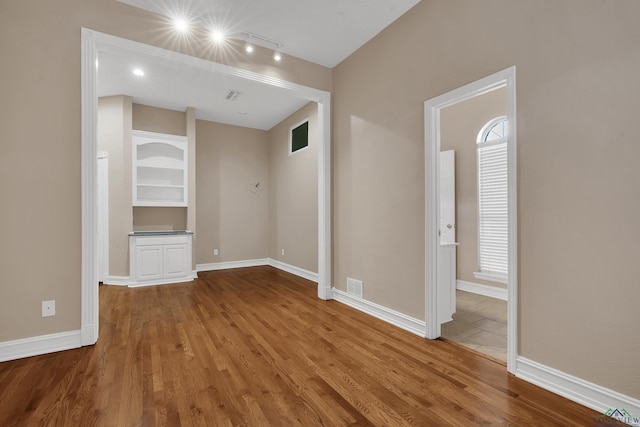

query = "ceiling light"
[173, 17, 189, 33]
[211, 29, 225, 43]
[274, 52, 282, 62]
[132, 68, 145, 77]
[245, 43, 254, 53]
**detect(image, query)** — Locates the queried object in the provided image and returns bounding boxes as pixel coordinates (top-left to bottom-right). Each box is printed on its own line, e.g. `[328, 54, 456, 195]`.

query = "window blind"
[477, 139, 508, 277]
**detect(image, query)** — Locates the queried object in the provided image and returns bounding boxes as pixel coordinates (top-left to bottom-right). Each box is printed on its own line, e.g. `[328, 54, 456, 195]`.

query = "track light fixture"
[241, 31, 284, 61]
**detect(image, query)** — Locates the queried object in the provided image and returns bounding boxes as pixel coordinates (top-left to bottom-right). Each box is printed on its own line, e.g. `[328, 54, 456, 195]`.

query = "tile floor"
[441, 290, 507, 362]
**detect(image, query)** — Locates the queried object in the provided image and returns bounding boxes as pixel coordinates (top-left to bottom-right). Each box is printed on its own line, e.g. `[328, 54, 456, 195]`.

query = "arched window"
[474, 117, 508, 283]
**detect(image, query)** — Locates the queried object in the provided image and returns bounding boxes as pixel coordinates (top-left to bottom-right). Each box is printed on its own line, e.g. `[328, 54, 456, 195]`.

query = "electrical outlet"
[42, 300, 56, 317]
[213, 249, 219, 256]
[281, 249, 285, 256]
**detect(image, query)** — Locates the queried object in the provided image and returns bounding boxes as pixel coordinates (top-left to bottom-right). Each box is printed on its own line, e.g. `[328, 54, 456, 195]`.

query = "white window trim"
[289, 117, 309, 155]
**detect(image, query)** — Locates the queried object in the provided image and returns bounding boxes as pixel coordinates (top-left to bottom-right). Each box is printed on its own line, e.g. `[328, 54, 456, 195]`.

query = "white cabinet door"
[163, 244, 189, 278]
[135, 245, 163, 282]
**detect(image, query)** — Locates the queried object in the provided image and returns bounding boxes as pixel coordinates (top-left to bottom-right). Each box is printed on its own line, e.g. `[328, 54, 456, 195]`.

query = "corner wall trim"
[516, 356, 640, 416]
[456, 280, 508, 301]
[0, 330, 82, 363]
[196, 259, 269, 272]
[267, 258, 318, 283]
[332, 288, 426, 338]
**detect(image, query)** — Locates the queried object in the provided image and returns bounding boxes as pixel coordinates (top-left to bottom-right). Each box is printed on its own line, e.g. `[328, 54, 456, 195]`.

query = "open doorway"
[424, 67, 518, 373]
[80, 29, 332, 346]
[439, 88, 508, 362]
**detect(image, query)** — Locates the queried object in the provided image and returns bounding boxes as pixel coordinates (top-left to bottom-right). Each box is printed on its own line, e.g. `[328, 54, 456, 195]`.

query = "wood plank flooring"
[0, 266, 599, 426]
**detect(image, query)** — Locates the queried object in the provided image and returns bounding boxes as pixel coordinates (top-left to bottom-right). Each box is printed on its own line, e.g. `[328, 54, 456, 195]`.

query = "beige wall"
[333, 0, 640, 398]
[132, 103, 186, 136]
[267, 103, 319, 273]
[98, 96, 133, 277]
[132, 207, 186, 231]
[196, 120, 269, 264]
[440, 87, 507, 288]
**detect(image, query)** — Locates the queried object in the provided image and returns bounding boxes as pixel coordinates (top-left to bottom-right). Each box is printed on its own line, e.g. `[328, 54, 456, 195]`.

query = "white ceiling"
[97, 48, 310, 130]
[118, 0, 420, 68]
[100, 0, 421, 130]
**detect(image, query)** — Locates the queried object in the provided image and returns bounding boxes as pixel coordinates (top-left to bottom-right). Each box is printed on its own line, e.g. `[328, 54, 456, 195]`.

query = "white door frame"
[424, 66, 518, 372]
[97, 151, 109, 283]
[80, 28, 332, 346]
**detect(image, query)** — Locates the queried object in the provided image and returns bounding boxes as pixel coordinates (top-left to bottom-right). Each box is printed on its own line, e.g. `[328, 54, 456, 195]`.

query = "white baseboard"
[103, 275, 129, 286]
[516, 356, 640, 418]
[0, 330, 82, 362]
[457, 279, 508, 301]
[196, 258, 319, 283]
[267, 258, 318, 283]
[331, 288, 426, 338]
[196, 258, 269, 272]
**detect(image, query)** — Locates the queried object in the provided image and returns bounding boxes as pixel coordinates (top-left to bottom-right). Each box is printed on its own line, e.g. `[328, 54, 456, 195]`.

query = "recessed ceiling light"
[173, 17, 189, 33]
[274, 52, 282, 62]
[245, 43, 254, 53]
[211, 29, 225, 43]
[132, 68, 145, 77]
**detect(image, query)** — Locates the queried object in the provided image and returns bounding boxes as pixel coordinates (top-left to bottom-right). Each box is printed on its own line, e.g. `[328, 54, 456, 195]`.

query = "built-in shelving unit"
[132, 130, 188, 206]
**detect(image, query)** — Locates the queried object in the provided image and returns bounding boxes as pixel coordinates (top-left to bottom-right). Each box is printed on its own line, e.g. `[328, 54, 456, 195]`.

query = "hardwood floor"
[0, 266, 598, 426]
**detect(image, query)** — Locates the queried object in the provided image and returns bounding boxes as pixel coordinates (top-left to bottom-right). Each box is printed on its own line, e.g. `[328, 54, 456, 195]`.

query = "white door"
[439, 150, 456, 244]
[97, 152, 109, 282]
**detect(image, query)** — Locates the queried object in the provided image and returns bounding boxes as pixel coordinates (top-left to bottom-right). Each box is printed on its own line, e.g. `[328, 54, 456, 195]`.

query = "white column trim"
[81, 28, 99, 346]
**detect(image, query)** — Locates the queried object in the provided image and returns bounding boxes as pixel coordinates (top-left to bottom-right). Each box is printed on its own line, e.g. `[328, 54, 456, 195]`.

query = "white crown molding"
[332, 288, 426, 338]
[0, 330, 82, 363]
[516, 356, 640, 417]
[267, 259, 318, 283]
[456, 280, 508, 301]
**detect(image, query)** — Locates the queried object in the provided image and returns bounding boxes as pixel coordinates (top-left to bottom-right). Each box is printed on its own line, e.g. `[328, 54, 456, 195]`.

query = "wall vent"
[225, 90, 241, 101]
[347, 278, 363, 298]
